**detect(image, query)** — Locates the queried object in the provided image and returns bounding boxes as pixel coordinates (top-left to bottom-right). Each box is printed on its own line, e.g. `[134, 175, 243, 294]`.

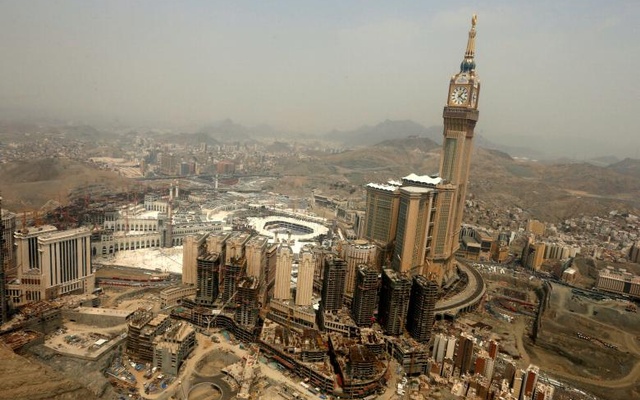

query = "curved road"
[435, 261, 486, 317]
[189, 374, 235, 400]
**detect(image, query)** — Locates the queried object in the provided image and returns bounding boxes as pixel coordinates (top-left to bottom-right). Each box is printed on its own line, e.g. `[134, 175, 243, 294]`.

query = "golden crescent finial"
[472, 14, 477, 28]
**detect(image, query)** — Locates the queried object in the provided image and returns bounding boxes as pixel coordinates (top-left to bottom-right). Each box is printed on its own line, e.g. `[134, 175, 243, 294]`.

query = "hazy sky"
[0, 1, 638, 158]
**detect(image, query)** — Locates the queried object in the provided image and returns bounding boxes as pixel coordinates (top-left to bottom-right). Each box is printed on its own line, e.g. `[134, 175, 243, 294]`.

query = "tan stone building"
[364, 17, 481, 285]
[296, 248, 315, 306]
[9, 226, 95, 305]
[273, 242, 293, 301]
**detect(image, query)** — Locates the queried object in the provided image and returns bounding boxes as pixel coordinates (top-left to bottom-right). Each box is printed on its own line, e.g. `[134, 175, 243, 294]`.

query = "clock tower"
[425, 15, 480, 284]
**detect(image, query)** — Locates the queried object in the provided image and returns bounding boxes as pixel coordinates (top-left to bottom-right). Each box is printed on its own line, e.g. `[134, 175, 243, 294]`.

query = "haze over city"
[0, 1, 638, 158]
[3, 3, 640, 400]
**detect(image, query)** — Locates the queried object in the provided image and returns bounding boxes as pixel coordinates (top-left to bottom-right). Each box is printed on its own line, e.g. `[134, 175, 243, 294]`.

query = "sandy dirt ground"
[525, 283, 640, 399]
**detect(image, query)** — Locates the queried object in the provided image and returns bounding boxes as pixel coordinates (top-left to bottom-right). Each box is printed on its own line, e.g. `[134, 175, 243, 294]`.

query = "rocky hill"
[324, 120, 442, 147]
[0, 158, 129, 211]
[287, 137, 640, 222]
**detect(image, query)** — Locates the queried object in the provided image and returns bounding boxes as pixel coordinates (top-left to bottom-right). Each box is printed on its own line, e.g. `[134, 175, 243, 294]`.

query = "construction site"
[525, 282, 640, 400]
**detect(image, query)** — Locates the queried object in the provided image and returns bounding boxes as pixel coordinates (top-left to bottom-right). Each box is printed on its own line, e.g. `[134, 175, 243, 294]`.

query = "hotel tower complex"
[365, 15, 480, 287]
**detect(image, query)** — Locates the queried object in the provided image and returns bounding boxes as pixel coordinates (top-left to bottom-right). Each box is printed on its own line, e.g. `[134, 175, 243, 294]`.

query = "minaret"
[426, 15, 481, 284]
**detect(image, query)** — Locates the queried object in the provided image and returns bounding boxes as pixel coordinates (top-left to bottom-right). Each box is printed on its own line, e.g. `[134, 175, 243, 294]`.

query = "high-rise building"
[377, 269, 411, 336]
[513, 369, 524, 400]
[194, 232, 229, 306]
[0, 198, 8, 324]
[340, 240, 377, 294]
[11, 226, 94, 305]
[273, 242, 293, 301]
[195, 253, 221, 306]
[264, 242, 278, 301]
[245, 235, 269, 279]
[629, 240, 640, 264]
[153, 322, 196, 376]
[1, 206, 16, 276]
[363, 17, 481, 285]
[363, 183, 400, 263]
[236, 276, 259, 326]
[522, 364, 540, 400]
[182, 233, 208, 285]
[488, 339, 499, 359]
[295, 248, 315, 306]
[454, 332, 475, 376]
[351, 265, 378, 327]
[392, 184, 437, 275]
[432, 333, 447, 363]
[220, 232, 249, 305]
[425, 15, 481, 284]
[406, 275, 438, 343]
[320, 257, 347, 312]
[224, 232, 251, 264]
[222, 260, 244, 304]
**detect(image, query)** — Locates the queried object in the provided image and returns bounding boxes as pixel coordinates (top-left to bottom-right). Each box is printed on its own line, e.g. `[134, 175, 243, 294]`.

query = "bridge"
[434, 260, 486, 318]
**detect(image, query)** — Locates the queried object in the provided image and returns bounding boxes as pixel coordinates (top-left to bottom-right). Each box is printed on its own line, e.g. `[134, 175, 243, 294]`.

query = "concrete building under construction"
[378, 269, 411, 336]
[153, 321, 196, 376]
[351, 266, 378, 327]
[126, 310, 171, 363]
[236, 276, 259, 326]
[406, 275, 438, 343]
[320, 257, 347, 313]
[195, 253, 222, 306]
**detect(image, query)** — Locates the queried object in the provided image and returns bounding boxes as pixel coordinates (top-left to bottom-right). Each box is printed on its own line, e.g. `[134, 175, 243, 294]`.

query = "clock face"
[450, 86, 469, 105]
[471, 91, 477, 107]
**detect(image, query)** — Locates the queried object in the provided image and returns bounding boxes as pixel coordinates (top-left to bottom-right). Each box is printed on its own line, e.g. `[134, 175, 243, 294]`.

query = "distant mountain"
[324, 120, 442, 147]
[473, 134, 547, 160]
[197, 119, 297, 142]
[608, 158, 640, 178]
[274, 136, 443, 187]
[278, 137, 640, 220]
[265, 141, 292, 153]
[587, 155, 621, 167]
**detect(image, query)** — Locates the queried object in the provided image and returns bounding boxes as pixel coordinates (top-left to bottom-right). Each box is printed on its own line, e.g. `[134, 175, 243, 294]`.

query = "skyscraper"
[194, 232, 229, 306]
[182, 233, 208, 285]
[245, 235, 269, 279]
[195, 253, 221, 306]
[340, 239, 377, 294]
[351, 265, 378, 327]
[0, 197, 7, 324]
[363, 183, 400, 264]
[377, 268, 411, 336]
[295, 248, 315, 306]
[425, 15, 481, 283]
[320, 257, 346, 312]
[236, 276, 259, 326]
[363, 16, 481, 286]
[391, 184, 436, 274]
[273, 242, 293, 301]
[454, 332, 475, 376]
[406, 275, 439, 343]
[1, 206, 16, 277]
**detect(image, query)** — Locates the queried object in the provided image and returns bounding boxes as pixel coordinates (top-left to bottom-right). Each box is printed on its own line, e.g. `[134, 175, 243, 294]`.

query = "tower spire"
[460, 14, 477, 73]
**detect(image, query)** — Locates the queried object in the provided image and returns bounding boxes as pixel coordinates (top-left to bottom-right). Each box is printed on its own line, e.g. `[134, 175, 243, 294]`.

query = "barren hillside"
[0, 158, 129, 211]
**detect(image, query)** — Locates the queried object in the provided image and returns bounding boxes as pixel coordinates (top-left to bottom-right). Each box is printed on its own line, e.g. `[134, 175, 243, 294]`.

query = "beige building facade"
[10, 226, 95, 305]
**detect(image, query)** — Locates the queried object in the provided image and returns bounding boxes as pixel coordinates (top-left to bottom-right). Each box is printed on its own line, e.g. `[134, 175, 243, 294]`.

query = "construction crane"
[202, 290, 238, 332]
